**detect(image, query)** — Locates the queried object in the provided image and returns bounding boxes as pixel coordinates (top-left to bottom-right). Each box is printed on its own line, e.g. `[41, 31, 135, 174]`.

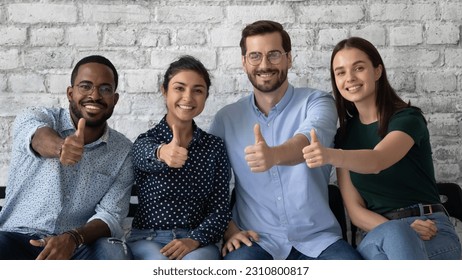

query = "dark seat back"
[437, 182, 462, 222]
[328, 184, 348, 242]
[0, 185, 5, 212]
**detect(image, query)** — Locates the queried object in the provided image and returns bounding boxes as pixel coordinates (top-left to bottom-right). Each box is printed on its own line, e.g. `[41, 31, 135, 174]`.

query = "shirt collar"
[251, 84, 294, 117]
[160, 115, 204, 145]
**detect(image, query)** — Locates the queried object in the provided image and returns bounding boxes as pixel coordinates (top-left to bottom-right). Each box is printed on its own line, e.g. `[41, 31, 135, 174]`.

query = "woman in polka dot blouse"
[127, 56, 231, 260]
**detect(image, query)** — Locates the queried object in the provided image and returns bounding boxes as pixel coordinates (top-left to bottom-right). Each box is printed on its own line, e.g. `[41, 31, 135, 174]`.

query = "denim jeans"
[224, 238, 362, 260]
[0, 231, 132, 260]
[357, 212, 462, 260]
[127, 228, 220, 260]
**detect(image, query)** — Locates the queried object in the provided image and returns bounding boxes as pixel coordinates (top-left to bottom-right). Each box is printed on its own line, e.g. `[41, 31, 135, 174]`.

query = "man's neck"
[253, 82, 289, 116]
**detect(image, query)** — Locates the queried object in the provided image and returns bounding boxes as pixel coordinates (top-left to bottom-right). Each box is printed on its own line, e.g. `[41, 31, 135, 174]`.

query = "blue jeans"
[0, 231, 131, 260]
[357, 212, 462, 260]
[224, 239, 362, 260]
[127, 228, 220, 260]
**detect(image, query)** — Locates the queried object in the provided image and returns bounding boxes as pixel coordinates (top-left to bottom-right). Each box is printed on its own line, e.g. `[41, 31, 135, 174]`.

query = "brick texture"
[0, 0, 461, 192]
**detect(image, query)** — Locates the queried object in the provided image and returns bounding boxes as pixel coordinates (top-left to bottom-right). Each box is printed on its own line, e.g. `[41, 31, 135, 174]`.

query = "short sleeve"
[388, 108, 428, 146]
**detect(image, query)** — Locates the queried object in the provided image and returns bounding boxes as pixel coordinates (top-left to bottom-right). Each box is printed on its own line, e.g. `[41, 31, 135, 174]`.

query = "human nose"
[182, 88, 192, 100]
[345, 70, 356, 82]
[88, 86, 103, 99]
[259, 54, 271, 68]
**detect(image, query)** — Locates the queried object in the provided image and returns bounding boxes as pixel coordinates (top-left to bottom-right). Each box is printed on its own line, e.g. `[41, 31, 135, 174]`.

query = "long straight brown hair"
[330, 37, 419, 143]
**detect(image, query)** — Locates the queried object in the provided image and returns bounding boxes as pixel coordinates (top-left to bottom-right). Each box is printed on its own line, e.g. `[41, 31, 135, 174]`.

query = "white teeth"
[347, 85, 361, 91]
[85, 105, 100, 110]
[178, 105, 193, 110]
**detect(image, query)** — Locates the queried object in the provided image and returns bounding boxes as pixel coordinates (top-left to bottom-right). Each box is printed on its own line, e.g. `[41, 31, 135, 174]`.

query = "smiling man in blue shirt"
[0, 55, 133, 260]
[209, 20, 361, 260]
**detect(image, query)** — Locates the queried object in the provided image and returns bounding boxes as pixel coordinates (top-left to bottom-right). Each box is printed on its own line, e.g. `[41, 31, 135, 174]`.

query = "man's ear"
[66, 86, 73, 101]
[287, 52, 292, 69]
[242, 55, 248, 74]
[113, 92, 119, 106]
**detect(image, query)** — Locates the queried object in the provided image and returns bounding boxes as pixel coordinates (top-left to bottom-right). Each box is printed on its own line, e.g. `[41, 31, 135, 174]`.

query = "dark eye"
[78, 83, 93, 91]
[174, 86, 185, 92]
[335, 71, 345, 76]
[194, 89, 205, 95]
[268, 51, 282, 60]
[248, 52, 262, 61]
[99, 85, 113, 95]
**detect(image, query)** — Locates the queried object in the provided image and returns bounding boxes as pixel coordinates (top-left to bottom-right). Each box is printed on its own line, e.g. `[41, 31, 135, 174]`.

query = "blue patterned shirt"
[209, 84, 340, 259]
[131, 116, 231, 246]
[0, 107, 134, 238]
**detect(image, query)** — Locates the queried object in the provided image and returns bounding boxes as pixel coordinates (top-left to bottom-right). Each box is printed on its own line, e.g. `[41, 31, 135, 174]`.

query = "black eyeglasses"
[75, 82, 115, 97]
[245, 50, 288, 66]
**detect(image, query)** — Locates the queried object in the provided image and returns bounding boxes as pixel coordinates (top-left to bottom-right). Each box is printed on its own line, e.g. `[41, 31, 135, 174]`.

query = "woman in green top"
[303, 37, 461, 259]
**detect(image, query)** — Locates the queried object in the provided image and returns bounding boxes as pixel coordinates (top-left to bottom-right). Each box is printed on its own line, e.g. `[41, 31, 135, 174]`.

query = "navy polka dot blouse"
[131, 116, 231, 246]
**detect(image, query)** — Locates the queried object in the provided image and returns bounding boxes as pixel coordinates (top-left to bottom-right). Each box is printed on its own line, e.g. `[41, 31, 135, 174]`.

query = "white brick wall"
[0, 0, 461, 189]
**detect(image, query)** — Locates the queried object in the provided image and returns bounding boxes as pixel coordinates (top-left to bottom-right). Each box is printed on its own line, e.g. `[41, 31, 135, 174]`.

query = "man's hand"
[160, 238, 200, 260]
[244, 123, 275, 172]
[222, 230, 260, 257]
[60, 118, 85, 165]
[410, 219, 437, 241]
[30, 234, 76, 260]
[159, 124, 188, 168]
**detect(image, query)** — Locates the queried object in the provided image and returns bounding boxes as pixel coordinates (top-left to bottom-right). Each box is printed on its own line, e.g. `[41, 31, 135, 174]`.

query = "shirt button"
[277, 196, 282, 200]
[267, 123, 270, 127]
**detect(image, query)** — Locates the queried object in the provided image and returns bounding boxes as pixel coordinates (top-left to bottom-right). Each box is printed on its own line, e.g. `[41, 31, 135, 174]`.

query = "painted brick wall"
[0, 0, 461, 188]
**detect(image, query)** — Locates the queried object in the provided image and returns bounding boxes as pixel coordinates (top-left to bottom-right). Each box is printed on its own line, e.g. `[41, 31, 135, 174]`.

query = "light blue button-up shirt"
[0, 107, 133, 238]
[209, 84, 341, 259]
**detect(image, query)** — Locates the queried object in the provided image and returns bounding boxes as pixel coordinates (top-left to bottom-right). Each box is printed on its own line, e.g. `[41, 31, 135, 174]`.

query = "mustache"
[81, 99, 106, 107]
[255, 68, 278, 74]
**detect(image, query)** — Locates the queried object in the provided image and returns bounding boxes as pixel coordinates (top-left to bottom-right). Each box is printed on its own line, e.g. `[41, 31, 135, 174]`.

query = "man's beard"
[247, 68, 288, 93]
[69, 99, 113, 128]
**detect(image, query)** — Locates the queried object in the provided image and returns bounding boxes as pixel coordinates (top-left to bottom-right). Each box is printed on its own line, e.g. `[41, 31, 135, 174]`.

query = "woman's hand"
[160, 238, 200, 260]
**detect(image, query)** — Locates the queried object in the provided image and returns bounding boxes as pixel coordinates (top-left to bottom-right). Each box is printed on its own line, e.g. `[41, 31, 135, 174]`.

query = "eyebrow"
[333, 60, 367, 72]
[78, 80, 112, 86]
[172, 81, 206, 88]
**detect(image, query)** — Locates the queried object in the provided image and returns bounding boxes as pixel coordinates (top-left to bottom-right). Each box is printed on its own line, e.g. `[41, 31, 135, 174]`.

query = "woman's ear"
[375, 64, 383, 81]
[161, 85, 167, 98]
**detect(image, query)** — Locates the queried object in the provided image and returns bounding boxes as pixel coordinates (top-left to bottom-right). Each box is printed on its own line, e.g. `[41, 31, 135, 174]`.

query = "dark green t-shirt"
[339, 108, 440, 214]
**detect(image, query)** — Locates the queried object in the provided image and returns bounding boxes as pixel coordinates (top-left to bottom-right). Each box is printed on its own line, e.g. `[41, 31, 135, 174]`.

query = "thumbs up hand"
[244, 123, 275, 172]
[60, 118, 85, 165]
[158, 124, 189, 168]
[302, 128, 328, 168]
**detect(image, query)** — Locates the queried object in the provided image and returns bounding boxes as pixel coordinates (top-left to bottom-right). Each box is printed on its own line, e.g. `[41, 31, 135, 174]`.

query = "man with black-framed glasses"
[0, 55, 134, 260]
[210, 20, 361, 260]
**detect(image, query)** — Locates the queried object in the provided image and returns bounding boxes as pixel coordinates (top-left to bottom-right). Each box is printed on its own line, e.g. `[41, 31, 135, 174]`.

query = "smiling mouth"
[346, 85, 362, 91]
[257, 70, 277, 78]
[82, 101, 105, 113]
[178, 104, 194, 110]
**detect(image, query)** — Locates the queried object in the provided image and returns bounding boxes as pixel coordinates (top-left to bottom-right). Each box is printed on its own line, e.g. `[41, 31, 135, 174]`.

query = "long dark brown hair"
[331, 37, 419, 142]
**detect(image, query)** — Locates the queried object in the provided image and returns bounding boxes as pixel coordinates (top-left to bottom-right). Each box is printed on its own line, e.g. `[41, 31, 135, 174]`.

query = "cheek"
[334, 77, 343, 90]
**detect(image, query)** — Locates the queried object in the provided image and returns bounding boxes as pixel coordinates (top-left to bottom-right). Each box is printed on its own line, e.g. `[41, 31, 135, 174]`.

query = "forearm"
[74, 219, 111, 246]
[350, 207, 389, 233]
[272, 134, 309, 166]
[329, 148, 403, 174]
[31, 126, 64, 158]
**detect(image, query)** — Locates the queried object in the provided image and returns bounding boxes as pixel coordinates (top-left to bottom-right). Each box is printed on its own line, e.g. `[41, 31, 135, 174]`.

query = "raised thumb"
[171, 124, 181, 146]
[310, 128, 319, 144]
[254, 123, 265, 144]
[75, 118, 86, 141]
